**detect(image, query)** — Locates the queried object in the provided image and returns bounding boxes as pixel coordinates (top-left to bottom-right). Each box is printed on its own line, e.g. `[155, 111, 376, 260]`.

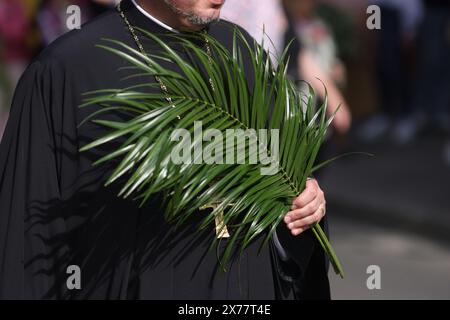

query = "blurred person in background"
[221, 0, 352, 135]
[357, 0, 423, 143]
[0, 0, 40, 138]
[37, 0, 67, 46]
[379, 0, 450, 162]
[284, 0, 347, 89]
[0, 0, 118, 140]
[37, 0, 119, 46]
[0, 0, 30, 86]
[410, 0, 450, 164]
[282, 0, 352, 154]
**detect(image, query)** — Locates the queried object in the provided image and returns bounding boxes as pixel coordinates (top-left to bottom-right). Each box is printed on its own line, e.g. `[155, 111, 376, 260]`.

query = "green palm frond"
[79, 27, 344, 277]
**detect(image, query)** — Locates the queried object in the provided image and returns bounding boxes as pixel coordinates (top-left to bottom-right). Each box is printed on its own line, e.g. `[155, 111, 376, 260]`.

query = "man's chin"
[179, 18, 215, 31]
[184, 11, 220, 28]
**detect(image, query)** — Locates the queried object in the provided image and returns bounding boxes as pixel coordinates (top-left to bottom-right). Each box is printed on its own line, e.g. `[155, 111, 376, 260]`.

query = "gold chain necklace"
[116, 2, 215, 109]
[116, 3, 229, 238]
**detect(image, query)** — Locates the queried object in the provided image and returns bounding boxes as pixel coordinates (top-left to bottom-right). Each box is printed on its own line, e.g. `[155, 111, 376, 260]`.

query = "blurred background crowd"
[0, 0, 120, 135]
[0, 0, 449, 299]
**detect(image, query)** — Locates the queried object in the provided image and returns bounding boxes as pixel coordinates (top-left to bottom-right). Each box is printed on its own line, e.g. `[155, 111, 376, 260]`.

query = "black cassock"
[0, 0, 330, 300]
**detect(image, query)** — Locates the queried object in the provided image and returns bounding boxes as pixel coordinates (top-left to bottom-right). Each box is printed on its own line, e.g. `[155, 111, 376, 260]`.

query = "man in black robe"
[0, 0, 330, 299]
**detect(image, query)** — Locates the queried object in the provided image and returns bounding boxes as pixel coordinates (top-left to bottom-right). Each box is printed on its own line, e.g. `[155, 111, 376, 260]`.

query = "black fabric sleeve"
[0, 60, 66, 299]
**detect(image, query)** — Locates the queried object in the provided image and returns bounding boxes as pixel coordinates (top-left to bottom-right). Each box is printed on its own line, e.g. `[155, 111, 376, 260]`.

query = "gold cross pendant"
[199, 202, 230, 238]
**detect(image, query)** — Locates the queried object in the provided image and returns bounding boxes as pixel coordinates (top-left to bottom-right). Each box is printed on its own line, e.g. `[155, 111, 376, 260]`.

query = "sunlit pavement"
[328, 215, 450, 300]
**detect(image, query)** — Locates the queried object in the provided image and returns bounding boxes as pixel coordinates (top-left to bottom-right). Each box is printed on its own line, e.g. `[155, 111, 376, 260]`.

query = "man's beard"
[163, 0, 219, 26]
